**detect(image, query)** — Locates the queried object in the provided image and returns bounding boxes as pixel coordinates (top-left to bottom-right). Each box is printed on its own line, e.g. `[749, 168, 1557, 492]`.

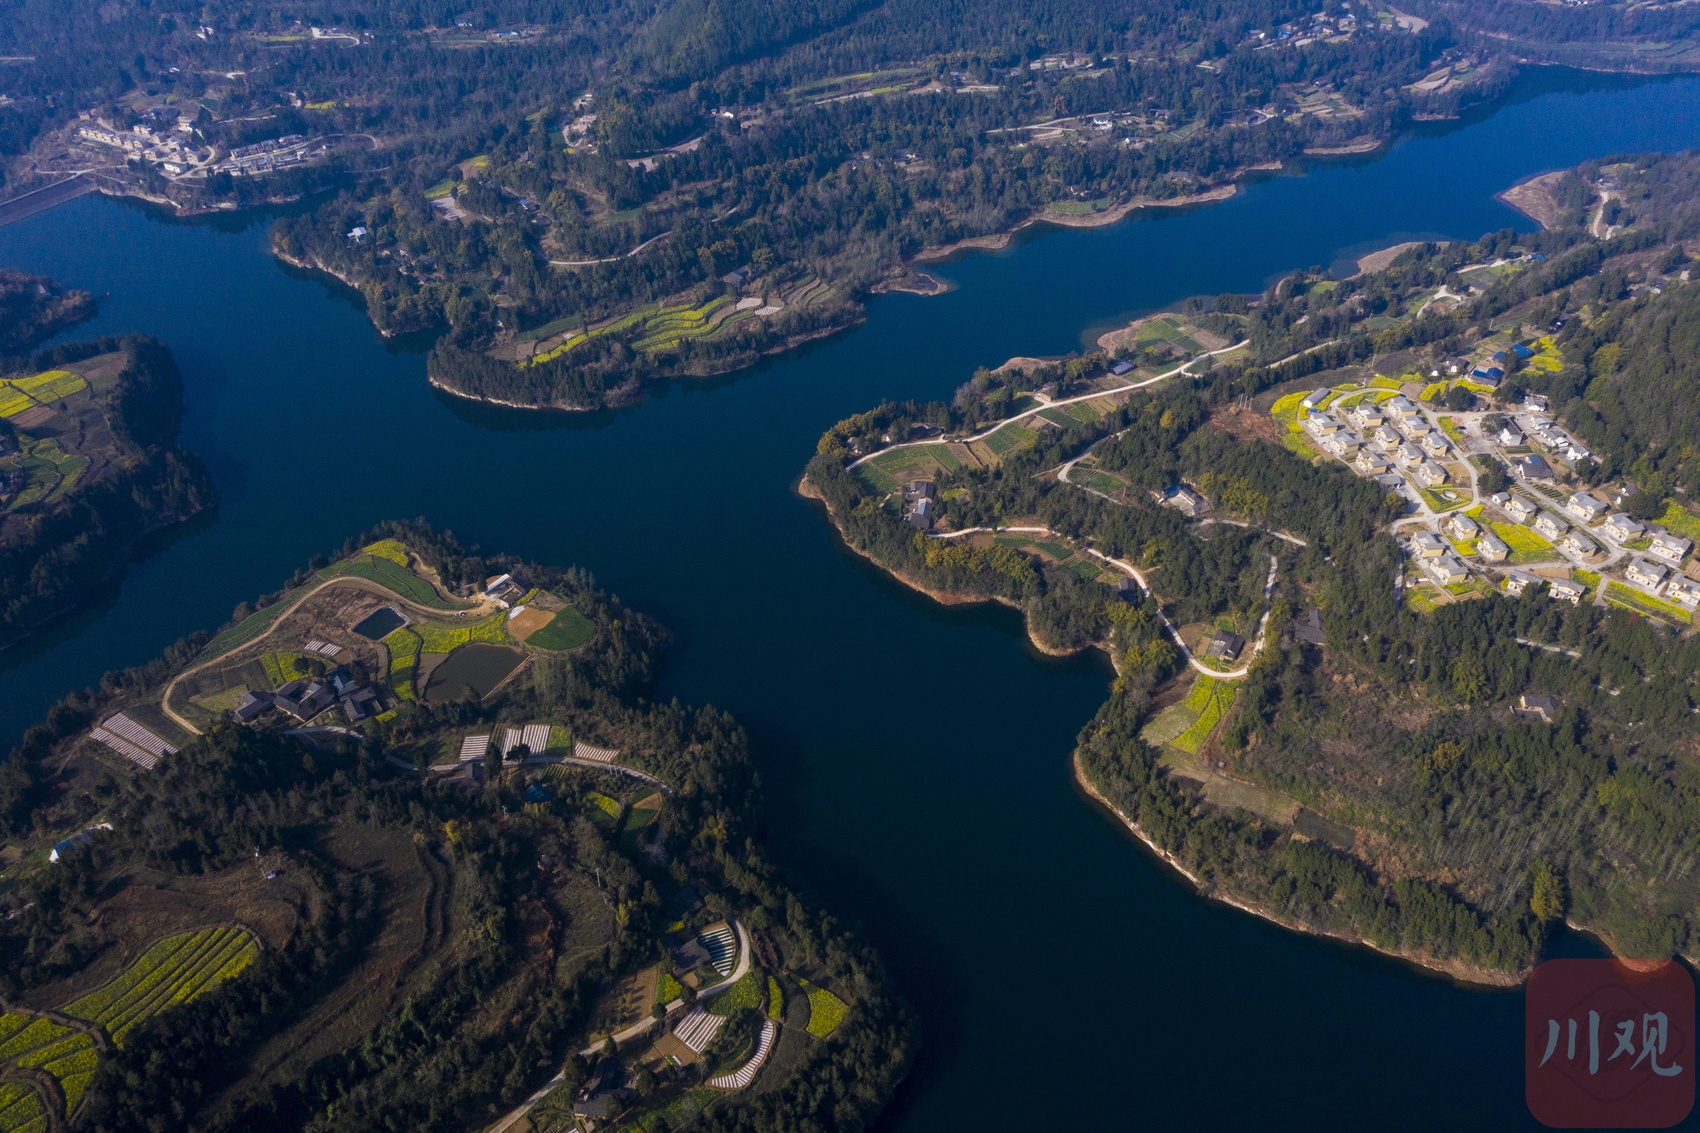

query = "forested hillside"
[0, 523, 915, 1132]
[804, 158, 1700, 975]
[0, 336, 216, 651]
[7, 0, 1692, 406]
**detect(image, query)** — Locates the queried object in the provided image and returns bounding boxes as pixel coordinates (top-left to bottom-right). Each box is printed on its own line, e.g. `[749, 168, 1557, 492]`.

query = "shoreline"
[796, 475, 1089, 662]
[910, 183, 1242, 266]
[1069, 750, 1522, 988]
[802, 474, 1527, 990]
[430, 316, 862, 412]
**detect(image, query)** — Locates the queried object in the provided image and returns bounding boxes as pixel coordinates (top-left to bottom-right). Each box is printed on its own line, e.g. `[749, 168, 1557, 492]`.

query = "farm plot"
[411, 612, 510, 653]
[526, 606, 595, 650]
[1143, 676, 1236, 753]
[633, 295, 733, 352]
[64, 926, 259, 1046]
[856, 444, 958, 494]
[0, 1007, 99, 1115]
[327, 555, 463, 609]
[5, 437, 90, 511]
[797, 978, 848, 1039]
[385, 627, 423, 699]
[0, 370, 88, 418]
[981, 425, 1037, 456]
[1490, 522, 1556, 564]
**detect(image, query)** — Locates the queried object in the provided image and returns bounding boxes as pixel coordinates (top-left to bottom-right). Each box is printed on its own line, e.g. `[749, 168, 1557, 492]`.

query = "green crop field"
[412, 612, 509, 653]
[385, 627, 423, 699]
[1032, 540, 1076, 561]
[707, 969, 764, 1015]
[982, 425, 1035, 455]
[526, 606, 596, 651]
[798, 978, 848, 1038]
[767, 976, 784, 1021]
[656, 971, 683, 1005]
[198, 581, 317, 660]
[15, 370, 88, 402]
[1064, 402, 1101, 423]
[327, 555, 462, 609]
[64, 926, 258, 1046]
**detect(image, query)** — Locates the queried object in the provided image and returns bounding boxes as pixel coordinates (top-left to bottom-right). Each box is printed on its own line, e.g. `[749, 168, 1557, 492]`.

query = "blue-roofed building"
[1513, 343, 1536, 360]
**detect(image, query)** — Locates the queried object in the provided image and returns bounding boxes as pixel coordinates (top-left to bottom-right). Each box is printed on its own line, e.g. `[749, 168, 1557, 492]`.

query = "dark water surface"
[7, 67, 1700, 1130]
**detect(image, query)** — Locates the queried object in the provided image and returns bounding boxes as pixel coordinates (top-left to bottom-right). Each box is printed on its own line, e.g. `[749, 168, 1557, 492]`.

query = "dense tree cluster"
[0, 336, 217, 651]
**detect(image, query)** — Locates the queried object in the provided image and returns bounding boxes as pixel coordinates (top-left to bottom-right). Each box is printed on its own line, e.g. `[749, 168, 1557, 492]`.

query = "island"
[0, 521, 913, 1132]
[803, 149, 1700, 982]
[0, 333, 216, 651]
[4, 0, 1697, 409]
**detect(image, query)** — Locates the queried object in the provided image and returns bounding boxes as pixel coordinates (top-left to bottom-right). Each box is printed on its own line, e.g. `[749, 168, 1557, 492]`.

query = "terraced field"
[327, 554, 464, 609]
[64, 926, 259, 1045]
[0, 369, 88, 418]
[0, 928, 255, 1127]
[412, 611, 509, 653]
[632, 295, 732, 351]
[523, 293, 750, 366]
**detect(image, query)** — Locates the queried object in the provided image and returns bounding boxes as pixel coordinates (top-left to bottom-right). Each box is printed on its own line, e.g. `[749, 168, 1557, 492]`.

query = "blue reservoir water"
[4, 66, 1700, 1130]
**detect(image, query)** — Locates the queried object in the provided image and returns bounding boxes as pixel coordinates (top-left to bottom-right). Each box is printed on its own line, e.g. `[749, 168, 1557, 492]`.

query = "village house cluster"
[76, 110, 210, 176]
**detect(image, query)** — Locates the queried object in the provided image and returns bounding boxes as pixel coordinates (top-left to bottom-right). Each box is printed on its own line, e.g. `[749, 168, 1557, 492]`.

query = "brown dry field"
[211, 821, 445, 1108]
[19, 856, 308, 1011]
[1208, 403, 1285, 445]
[507, 606, 556, 641]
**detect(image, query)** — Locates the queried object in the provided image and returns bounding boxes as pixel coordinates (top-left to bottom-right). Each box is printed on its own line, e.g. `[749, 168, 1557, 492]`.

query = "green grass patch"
[525, 605, 596, 651]
[798, 978, 848, 1039]
[767, 976, 784, 1021]
[707, 969, 764, 1015]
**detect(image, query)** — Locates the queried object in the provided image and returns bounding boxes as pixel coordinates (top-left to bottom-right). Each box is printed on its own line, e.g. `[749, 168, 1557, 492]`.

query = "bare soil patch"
[507, 606, 556, 641]
[1499, 170, 1571, 231]
[1354, 241, 1425, 276]
[1208, 403, 1285, 445]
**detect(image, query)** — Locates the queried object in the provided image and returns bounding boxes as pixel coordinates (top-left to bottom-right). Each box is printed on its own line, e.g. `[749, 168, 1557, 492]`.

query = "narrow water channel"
[5, 66, 1700, 1131]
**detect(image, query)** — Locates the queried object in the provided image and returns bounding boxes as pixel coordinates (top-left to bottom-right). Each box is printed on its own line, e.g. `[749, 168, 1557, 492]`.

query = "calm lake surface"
[7, 67, 1700, 1131]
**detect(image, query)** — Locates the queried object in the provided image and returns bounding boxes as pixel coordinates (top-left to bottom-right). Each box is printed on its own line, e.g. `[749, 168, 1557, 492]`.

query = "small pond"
[422, 642, 524, 704]
[352, 605, 408, 640]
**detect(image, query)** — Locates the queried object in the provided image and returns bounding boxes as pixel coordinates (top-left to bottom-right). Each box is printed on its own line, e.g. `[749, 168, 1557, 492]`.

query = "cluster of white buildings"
[212, 134, 325, 176]
[77, 118, 208, 175]
[1302, 390, 1455, 490]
